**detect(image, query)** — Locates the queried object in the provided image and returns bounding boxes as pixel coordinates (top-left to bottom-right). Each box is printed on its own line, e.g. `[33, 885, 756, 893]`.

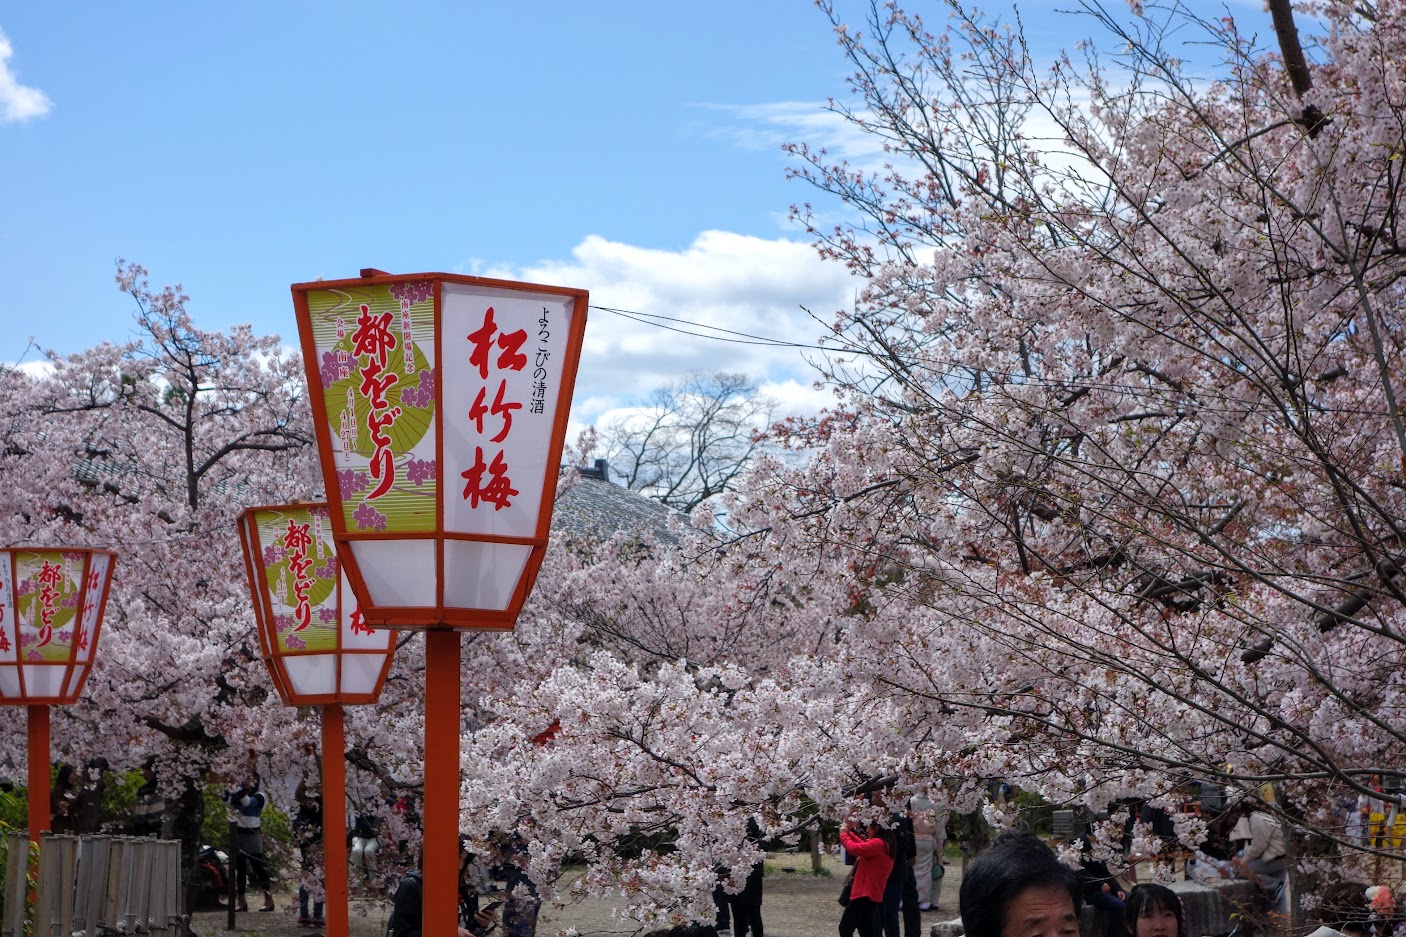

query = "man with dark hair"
[959, 830, 1083, 937]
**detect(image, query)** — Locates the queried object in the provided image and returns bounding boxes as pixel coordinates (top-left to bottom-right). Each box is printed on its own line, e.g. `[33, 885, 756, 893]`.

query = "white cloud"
[0, 29, 51, 124]
[703, 101, 886, 167]
[479, 230, 860, 435]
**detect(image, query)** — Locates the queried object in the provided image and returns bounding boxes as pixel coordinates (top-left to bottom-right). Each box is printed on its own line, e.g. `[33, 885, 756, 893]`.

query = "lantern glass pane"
[0, 670, 19, 698]
[286, 654, 336, 696]
[63, 664, 87, 698]
[350, 540, 435, 607]
[443, 541, 529, 611]
[23, 665, 63, 698]
[341, 652, 385, 696]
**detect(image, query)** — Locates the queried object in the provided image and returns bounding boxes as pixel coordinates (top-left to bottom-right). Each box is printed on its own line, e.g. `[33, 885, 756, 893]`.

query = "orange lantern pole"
[321, 702, 349, 933]
[0, 548, 117, 845]
[291, 271, 587, 935]
[26, 704, 49, 843]
[238, 503, 396, 937]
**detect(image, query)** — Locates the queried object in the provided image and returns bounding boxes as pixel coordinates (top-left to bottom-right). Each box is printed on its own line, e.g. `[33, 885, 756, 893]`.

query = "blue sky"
[0, 1, 1265, 428]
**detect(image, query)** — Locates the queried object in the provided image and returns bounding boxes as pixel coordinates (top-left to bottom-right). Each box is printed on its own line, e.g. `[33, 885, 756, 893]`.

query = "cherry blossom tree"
[0, 262, 321, 920]
[729, 0, 1406, 878]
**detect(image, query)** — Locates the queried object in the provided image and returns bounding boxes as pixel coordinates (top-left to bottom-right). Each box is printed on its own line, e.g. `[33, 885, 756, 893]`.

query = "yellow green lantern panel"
[238, 504, 394, 705]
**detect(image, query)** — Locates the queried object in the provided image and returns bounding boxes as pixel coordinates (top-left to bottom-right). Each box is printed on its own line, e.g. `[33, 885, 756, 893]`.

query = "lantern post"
[238, 502, 395, 937]
[0, 548, 116, 844]
[292, 271, 587, 935]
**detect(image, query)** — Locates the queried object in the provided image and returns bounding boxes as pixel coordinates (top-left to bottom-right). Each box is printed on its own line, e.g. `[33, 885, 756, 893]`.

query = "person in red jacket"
[839, 818, 897, 937]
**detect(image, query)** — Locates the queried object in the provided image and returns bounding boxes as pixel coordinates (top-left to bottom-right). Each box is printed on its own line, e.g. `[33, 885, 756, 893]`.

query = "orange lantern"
[290, 271, 588, 630]
[238, 502, 394, 937]
[237, 503, 394, 705]
[291, 270, 588, 936]
[0, 547, 117, 843]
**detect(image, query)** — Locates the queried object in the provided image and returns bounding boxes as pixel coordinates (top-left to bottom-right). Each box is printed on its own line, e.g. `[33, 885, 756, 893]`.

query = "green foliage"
[101, 770, 145, 834]
[0, 786, 26, 833]
[1010, 789, 1053, 836]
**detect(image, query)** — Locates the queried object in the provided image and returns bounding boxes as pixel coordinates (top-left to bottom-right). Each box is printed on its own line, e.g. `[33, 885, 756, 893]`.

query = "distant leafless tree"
[599, 371, 774, 513]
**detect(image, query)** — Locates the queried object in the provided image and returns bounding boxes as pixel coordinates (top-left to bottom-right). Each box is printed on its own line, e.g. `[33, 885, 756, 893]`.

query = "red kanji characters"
[348, 607, 375, 637]
[358, 358, 400, 411]
[467, 307, 529, 378]
[350, 303, 403, 501]
[36, 560, 63, 647]
[284, 520, 315, 633]
[351, 305, 398, 363]
[460, 446, 519, 510]
[468, 380, 522, 443]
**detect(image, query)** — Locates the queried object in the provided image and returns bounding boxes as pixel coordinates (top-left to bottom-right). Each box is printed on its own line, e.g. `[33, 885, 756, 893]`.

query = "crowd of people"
[32, 760, 1399, 937]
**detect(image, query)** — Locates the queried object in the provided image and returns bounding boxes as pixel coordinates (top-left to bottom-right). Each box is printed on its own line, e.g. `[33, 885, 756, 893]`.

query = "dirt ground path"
[190, 852, 965, 937]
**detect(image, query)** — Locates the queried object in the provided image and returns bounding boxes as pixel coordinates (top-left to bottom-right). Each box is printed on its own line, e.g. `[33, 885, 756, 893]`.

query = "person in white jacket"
[908, 794, 948, 911]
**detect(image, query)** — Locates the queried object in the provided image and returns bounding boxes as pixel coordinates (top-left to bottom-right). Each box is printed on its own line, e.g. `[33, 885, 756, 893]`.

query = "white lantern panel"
[0, 556, 14, 665]
[340, 652, 387, 696]
[22, 665, 64, 698]
[443, 541, 529, 612]
[440, 283, 576, 538]
[286, 654, 336, 696]
[349, 540, 435, 608]
[0, 670, 19, 698]
[339, 576, 393, 649]
[75, 554, 111, 664]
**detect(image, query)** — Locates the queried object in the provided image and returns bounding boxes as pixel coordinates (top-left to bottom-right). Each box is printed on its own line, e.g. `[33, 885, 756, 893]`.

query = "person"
[223, 771, 274, 912]
[959, 828, 1082, 937]
[712, 875, 733, 935]
[838, 817, 896, 937]
[1075, 823, 1126, 937]
[388, 843, 499, 937]
[1227, 800, 1289, 921]
[877, 804, 918, 937]
[1125, 884, 1185, 937]
[350, 783, 391, 882]
[728, 818, 765, 937]
[909, 794, 946, 911]
[497, 830, 542, 937]
[131, 758, 166, 837]
[293, 777, 325, 928]
[50, 762, 78, 834]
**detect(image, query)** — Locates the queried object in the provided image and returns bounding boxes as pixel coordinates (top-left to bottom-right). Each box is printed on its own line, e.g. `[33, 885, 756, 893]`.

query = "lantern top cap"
[291, 271, 588, 300]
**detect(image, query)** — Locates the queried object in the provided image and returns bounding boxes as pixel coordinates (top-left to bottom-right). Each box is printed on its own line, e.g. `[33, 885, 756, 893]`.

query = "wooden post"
[424, 630, 461, 936]
[323, 703, 350, 937]
[26, 704, 49, 844]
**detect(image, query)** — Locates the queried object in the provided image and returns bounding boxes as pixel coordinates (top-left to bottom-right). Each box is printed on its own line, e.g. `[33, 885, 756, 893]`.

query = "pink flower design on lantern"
[352, 501, 388, 531]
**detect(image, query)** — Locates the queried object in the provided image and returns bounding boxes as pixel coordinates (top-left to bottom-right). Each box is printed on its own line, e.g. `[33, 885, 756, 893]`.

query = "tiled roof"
[552, 472, 680, 546]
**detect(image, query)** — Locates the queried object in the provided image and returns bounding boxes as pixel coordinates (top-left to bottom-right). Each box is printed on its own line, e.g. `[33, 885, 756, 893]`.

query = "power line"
[589, 304, 844, 355]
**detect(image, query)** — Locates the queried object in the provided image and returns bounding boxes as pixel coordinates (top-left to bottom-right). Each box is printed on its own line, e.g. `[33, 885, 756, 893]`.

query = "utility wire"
[590, 304, 847, 355]
[586, 303, 1330, 405]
